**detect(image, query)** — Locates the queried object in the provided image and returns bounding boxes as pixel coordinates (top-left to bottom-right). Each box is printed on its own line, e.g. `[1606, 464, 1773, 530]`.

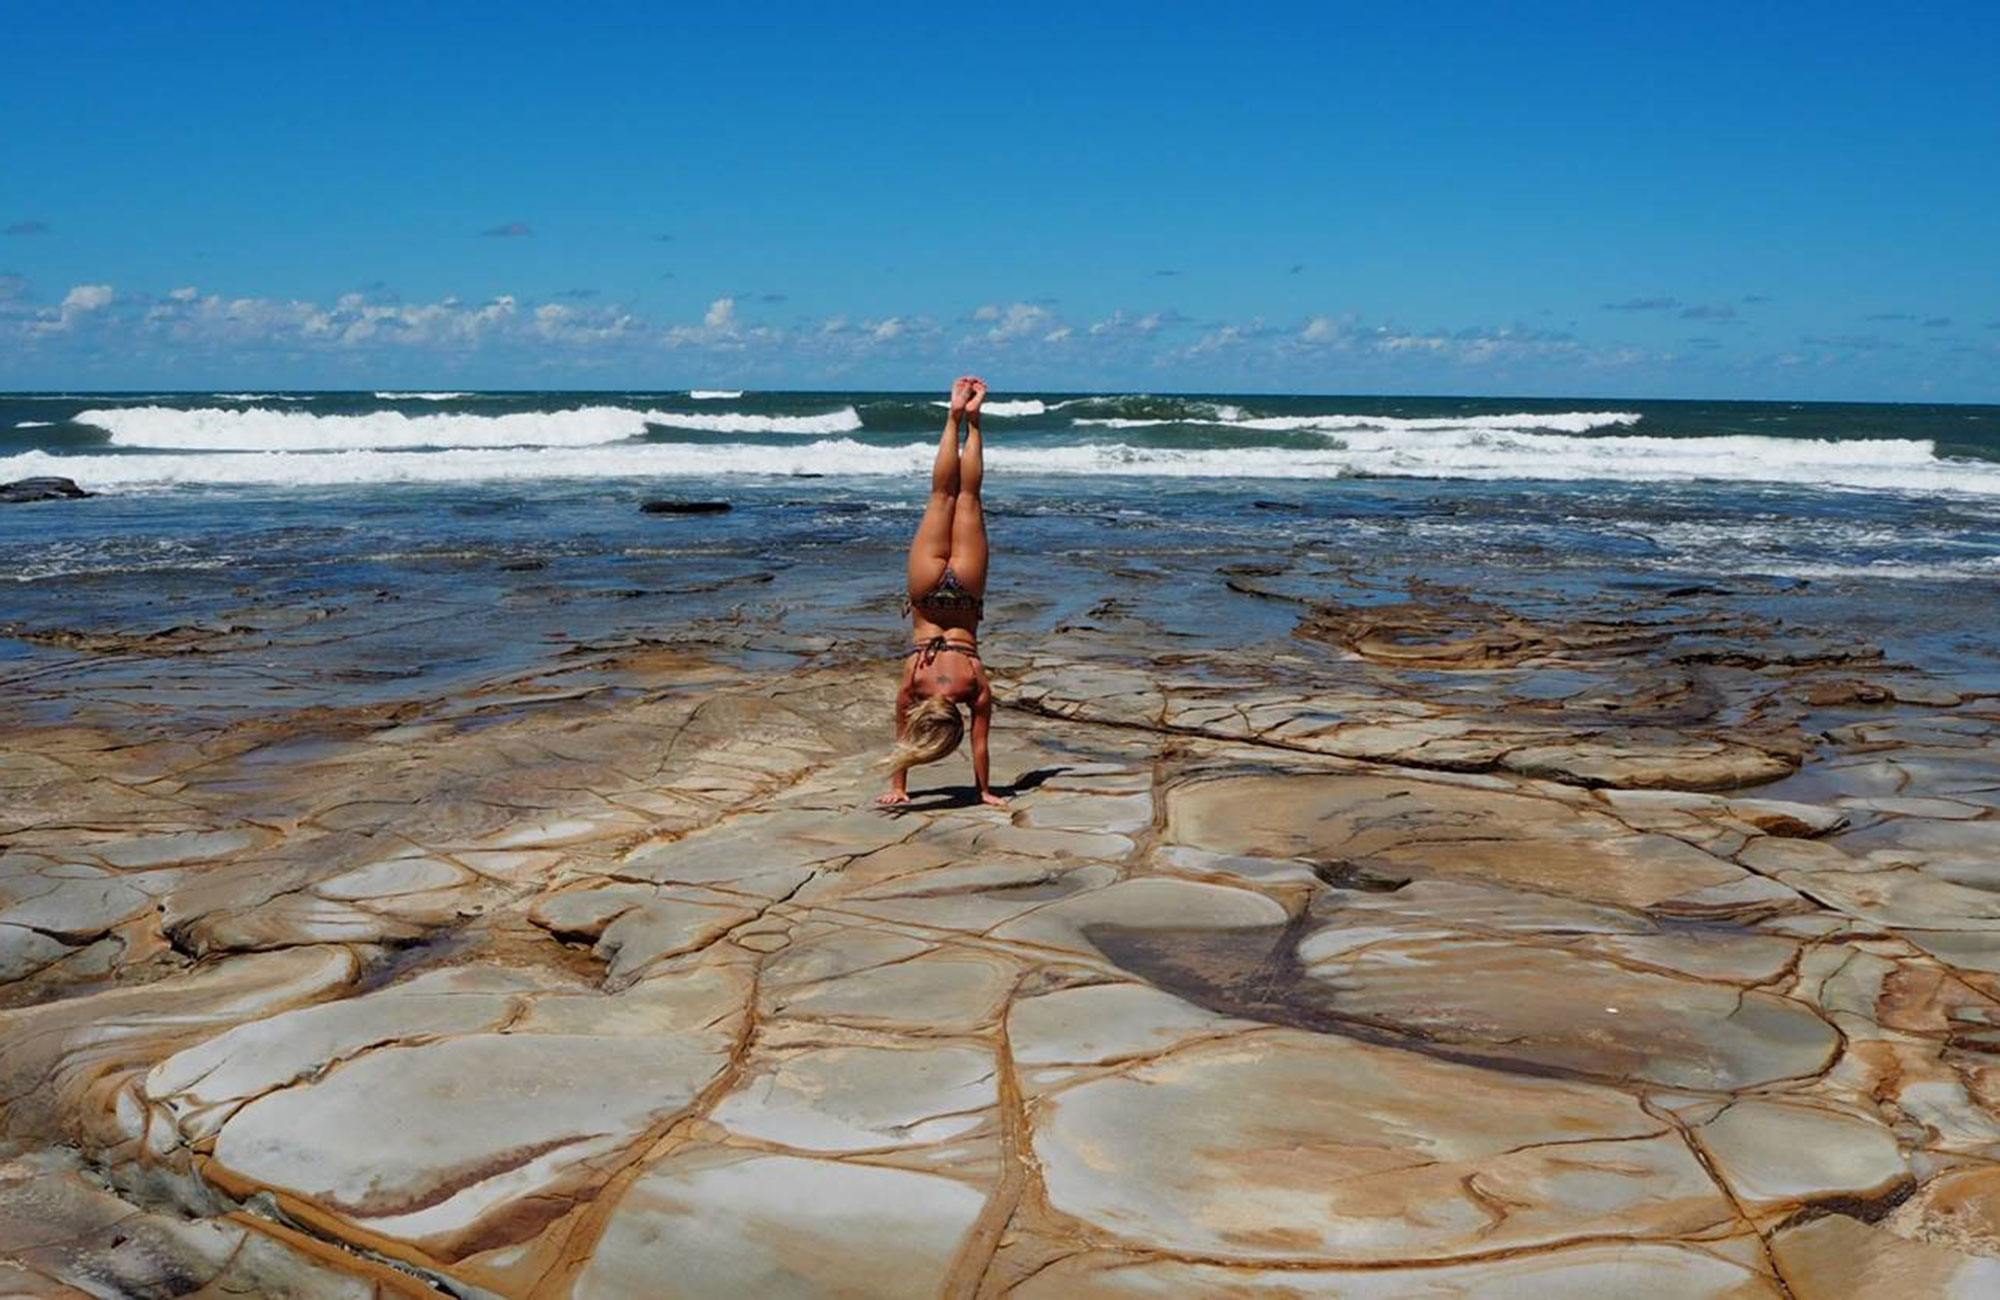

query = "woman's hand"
[948, 376, 974, 418]
[877, 789, 912, 806]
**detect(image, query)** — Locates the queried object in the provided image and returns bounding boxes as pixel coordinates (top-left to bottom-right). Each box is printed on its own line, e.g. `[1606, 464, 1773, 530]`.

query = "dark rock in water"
[640, 499, 732, 515]
[500, 559, 547, 572]
[1252, 499, 1302, 511]
[1, 476, 93, 503]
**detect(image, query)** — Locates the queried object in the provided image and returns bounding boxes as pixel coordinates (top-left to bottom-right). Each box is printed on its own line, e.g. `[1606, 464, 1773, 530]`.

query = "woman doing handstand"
[880, 376, 1004, 807]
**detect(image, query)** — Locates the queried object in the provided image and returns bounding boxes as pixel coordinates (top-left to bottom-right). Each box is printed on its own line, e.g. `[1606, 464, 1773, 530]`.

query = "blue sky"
[3, 0, 1996, 399]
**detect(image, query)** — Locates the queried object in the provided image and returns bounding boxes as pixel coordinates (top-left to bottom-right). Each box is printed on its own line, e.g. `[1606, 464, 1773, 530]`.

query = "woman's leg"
[906, 410, 961, 600]
[948, 402, 989, 596]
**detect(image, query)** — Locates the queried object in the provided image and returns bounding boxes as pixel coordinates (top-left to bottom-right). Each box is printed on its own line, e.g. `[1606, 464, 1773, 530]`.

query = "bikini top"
[905, 635, 980, 667]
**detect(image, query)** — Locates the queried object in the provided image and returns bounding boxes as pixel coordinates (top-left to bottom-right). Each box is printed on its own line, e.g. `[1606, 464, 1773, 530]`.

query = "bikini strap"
[906, 636, 979, 666]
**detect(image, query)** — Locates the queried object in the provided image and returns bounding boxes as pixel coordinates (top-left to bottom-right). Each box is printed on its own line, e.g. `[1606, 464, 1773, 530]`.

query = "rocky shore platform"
[3, 563, 1998, 1297]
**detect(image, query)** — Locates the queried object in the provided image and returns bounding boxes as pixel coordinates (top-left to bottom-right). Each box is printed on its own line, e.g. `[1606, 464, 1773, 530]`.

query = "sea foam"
[928, 399, 1049, 417]
[643, 408, 863, 435]
[70, 404, 865, 451]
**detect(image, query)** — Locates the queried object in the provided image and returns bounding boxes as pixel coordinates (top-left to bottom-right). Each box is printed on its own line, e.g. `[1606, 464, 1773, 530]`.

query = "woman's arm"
[971, 679, 1003, 805]
[879, 665, 916, 805]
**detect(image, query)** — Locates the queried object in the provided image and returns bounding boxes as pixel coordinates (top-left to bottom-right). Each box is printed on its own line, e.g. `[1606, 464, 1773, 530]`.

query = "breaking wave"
[7, 429, 1997, 495]
[928, 398, 1050, 417]
[689, 389, 744, 400]
[68, 404, 866, 451]
[645, 408, 863, 435]
[1075, 409, 1639, 434]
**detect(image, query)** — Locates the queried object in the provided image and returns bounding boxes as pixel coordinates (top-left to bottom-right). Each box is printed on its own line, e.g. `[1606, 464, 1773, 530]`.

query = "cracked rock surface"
[2, 576, 1998, 1298]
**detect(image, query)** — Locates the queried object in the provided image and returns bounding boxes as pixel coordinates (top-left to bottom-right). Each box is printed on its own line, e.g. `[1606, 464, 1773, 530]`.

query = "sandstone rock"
[0, 1151, 381, 1297]
[709, 1043, 996, 1152]
[1772, 1212, 2000, 1298]
[1295, 929, 1838, 1089]
[1167, 772, 1750, 909]
[1030, 1029, 1732, 1263]
[1009, 981, 1258, 1067]
[767, 951, 1015, 1031]
[1009, 1244, 1781, 1298]
[1692, 1099, 1909, 1211]
[4, 585, 1995, 1294]
[575, 1150, 985, 1299]
[209, 1029, 733, 1255]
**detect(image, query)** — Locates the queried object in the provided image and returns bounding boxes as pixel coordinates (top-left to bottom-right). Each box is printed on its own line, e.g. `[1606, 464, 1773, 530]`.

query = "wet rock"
[1295, 929, 1839, 1089]
[0, 476, 92, 503]
[640, 498, 732, 514]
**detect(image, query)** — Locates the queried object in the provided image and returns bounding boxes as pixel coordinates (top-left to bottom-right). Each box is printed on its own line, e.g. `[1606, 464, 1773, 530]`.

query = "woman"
[879, 376, 1005, 807]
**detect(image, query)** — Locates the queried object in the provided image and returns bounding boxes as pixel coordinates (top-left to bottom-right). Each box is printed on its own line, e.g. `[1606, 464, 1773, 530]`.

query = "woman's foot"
[965, 377, 988, 418]
[949, 376, 975, 418]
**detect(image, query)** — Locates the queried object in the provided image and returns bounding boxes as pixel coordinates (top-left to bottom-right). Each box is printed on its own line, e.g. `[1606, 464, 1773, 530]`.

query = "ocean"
[4, 390, 1998, 707]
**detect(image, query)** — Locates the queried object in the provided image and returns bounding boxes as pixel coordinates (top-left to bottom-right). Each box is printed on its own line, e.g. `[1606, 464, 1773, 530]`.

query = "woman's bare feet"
[949, 376, 975, 418]
[876, 789, 912, 806]
[965, 377, 988, 418]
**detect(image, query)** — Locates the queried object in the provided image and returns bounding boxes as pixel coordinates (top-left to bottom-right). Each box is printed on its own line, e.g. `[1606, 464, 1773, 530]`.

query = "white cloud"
[10, 277, 1945, 394]
[22, 282, 119, 333]
[666, 296, 754, 349]
[1089, 309, 1167, 338]
[983, 302, 1052, 342]
[1374, 332, 1447, 353]
[62, 284, 114, 312]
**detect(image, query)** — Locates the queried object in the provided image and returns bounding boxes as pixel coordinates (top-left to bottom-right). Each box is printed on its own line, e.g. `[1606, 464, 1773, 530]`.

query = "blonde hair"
[887, 695, 964, 775]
